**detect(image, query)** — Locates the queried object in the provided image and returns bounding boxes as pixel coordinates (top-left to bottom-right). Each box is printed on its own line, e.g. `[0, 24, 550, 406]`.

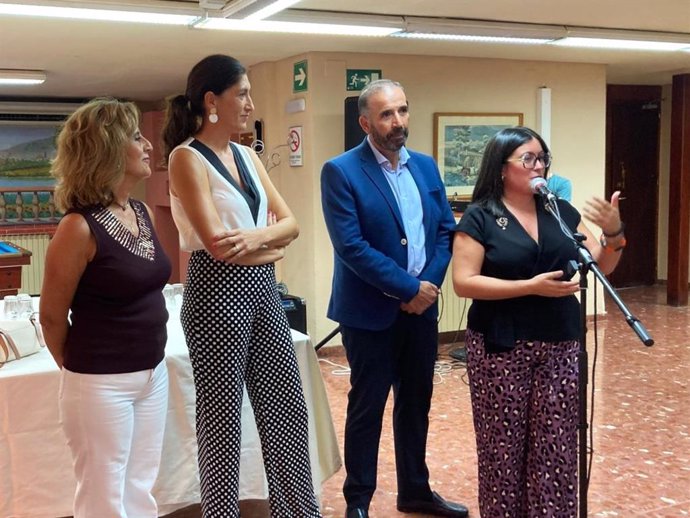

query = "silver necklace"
[113, 198, 129, 211]
[108, 206, 137, 234]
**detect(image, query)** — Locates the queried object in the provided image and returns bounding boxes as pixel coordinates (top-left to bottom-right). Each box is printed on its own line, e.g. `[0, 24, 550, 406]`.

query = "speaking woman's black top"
[456, 197, 582, 352]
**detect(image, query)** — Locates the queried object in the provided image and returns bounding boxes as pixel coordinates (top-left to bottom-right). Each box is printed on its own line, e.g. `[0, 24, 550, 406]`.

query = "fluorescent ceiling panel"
[0, 69, 46, 85]
[550, 37, 690, 51]
[0, 2, 198, 24]
[198, 18, 399, 36]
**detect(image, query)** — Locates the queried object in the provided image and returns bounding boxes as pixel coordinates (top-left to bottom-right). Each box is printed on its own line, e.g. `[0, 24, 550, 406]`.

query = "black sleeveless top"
[63, 200, 172, 374]
[456, 198, 582, 351]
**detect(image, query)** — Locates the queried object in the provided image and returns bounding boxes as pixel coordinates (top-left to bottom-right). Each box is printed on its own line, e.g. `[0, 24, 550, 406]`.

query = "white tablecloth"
[0, 310, 342, 518]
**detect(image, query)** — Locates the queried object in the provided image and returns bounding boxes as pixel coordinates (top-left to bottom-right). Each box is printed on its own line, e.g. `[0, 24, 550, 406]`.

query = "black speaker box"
[344, 96, 366, 151]
[281, 294, 307, 334]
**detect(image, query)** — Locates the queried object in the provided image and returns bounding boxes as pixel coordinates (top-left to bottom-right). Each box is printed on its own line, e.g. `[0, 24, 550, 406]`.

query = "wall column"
[667, 73, 690, 305]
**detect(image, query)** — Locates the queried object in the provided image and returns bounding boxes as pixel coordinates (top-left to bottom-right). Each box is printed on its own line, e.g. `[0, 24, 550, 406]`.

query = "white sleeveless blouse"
[169, 138, 268, 252]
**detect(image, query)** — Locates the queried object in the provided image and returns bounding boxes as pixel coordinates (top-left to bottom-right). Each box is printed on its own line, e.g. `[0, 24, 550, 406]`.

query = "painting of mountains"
[0, 124, 59, 188]
[434, 113, 523, 198]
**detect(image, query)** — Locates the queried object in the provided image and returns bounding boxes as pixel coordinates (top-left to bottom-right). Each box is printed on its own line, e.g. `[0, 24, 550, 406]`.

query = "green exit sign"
[293, 60, 308, 93]
[346, 69, 382, 91]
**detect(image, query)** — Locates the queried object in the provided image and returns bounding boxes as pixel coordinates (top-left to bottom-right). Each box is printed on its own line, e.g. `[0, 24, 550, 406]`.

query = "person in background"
[547, 173, 573, 201]
[321, 79, 467, 518]
[452, 126, 624, 518]
[40, 98, 172, 518]
[161, 54, 321, 518]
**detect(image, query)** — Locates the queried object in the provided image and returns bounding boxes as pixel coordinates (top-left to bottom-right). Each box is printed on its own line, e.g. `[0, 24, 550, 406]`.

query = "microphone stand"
[314, 325, 341, 352]
[541, 196, 653, 518]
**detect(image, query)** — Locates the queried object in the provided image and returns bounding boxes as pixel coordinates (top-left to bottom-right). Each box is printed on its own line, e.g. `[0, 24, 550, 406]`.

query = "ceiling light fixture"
[390, 16, 690, 51]
[549, 26, 690, 51]
[550, 38, 690, 51]
[393, 33, 550, 45]
[215, 0, 301, 20]
[393, 17, 564, 45]
[197, 18, 399, 36]
[0, 2, 199, 25]
[0, 69, 46, 86]
[255, 9, 403, 36]
[244, 0, 300, 21]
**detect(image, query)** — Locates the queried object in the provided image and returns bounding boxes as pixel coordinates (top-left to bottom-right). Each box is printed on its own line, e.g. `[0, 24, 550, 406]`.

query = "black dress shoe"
[345, 507, 369, 518]
[397, 491, 469, 517]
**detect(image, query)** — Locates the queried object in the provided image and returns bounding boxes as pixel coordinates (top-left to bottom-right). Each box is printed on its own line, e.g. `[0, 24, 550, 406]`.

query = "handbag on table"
[0, 313, 45, 366]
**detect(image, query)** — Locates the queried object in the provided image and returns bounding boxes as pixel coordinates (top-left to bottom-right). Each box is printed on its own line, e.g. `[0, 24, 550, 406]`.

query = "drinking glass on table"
[172, 283, 184, 308]
[163, 284, 176, 311]
[3, 295, 18, 320]
[17, 293, 34, 318]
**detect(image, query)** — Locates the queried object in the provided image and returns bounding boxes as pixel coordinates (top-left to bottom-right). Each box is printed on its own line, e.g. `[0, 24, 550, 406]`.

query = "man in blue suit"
[321, 80, 467, 518]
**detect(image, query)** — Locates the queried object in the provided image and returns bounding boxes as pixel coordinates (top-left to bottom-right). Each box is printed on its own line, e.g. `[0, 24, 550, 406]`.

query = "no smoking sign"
[288, 126, 303, 167]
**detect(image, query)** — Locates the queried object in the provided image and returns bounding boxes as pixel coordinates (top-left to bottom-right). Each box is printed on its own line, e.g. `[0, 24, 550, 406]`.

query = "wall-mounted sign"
[293, 60, 308, 93]
[346, 69, 382, 91]
[288, 126, 303, 167]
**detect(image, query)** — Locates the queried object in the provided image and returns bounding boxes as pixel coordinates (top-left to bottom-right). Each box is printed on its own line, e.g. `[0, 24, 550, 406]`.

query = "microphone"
[529, 177, 557, 203]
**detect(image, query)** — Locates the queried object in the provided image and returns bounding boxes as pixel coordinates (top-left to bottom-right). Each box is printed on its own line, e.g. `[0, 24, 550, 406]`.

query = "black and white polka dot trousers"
[181, 251, 322, 518]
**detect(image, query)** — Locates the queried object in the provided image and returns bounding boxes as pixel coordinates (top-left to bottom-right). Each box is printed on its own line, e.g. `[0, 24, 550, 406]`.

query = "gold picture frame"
[434, 112, 523, 200]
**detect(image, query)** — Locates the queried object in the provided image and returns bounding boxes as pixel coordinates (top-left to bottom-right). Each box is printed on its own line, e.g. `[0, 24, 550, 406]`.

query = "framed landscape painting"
[434, 112, 523, 199]
[0, 121, 59, 188]
[0, 121, 61, 223]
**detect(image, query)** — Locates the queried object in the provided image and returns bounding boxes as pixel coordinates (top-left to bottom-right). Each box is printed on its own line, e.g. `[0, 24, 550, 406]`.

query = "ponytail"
[162, 94, 199, 163]
[162, 55, 247, 164]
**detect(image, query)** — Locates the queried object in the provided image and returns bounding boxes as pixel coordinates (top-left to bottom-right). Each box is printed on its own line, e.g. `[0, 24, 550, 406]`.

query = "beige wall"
[248, 52, 608, 342]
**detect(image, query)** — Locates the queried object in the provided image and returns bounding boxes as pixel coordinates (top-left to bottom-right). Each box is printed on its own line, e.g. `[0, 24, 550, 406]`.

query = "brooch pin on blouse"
[496, 216, 509, 230]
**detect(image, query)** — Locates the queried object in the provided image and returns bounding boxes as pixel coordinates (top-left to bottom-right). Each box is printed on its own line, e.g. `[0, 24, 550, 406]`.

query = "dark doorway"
[606, 85, 661, 288]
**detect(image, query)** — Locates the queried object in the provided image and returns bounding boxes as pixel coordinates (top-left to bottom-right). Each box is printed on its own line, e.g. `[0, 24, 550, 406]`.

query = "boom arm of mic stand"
[581, 253, 654, 346]
[543, 199, 654, 347]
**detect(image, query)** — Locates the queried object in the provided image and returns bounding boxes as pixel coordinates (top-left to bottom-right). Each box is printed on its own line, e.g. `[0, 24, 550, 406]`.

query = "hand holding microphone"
[529, 270, 579, 297]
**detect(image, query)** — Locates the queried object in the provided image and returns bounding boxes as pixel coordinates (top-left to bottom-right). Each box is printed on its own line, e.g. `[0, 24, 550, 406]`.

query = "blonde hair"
[52, 98, 140, 211]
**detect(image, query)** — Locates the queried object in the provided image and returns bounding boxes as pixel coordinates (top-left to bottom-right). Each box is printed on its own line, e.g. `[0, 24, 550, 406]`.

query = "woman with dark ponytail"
[162, 54, 322, 518]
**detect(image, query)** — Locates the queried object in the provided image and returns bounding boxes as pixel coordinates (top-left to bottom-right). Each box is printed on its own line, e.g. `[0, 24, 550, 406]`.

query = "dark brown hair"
[162, 54, 246, 160]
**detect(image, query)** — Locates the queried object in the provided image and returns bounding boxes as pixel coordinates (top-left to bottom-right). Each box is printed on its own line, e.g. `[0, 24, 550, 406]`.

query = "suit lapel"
[358, 142, 405, 232]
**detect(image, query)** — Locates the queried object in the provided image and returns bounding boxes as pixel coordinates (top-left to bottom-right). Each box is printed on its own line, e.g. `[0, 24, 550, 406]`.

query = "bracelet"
[603, 222, 625, 237]
[600, 234, 627, 252]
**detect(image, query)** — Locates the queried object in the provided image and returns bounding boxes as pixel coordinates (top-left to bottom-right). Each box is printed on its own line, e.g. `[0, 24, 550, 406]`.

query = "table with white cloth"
[0, 304, 342, 518]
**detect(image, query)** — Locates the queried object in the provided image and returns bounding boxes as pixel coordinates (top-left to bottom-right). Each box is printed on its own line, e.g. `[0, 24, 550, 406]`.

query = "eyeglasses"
[505, 152, 552, 169]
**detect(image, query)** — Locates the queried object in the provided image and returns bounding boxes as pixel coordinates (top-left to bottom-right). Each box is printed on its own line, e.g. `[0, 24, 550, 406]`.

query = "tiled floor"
[167, 285, 690, 518]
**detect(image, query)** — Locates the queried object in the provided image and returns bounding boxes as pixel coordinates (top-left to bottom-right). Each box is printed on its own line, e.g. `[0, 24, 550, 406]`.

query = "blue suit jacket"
[321, 139, 456, 331]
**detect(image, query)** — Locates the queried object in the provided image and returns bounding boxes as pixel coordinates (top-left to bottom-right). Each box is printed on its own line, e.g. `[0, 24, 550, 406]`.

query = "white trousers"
[59, 361, 169, 518]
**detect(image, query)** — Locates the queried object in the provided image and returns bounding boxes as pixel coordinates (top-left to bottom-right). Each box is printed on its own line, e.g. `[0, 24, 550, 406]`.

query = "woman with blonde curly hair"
[40, 98, 172, 518]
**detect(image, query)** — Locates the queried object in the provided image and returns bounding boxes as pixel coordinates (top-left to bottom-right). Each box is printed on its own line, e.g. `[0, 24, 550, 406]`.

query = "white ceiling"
[1, 0, 689, 101]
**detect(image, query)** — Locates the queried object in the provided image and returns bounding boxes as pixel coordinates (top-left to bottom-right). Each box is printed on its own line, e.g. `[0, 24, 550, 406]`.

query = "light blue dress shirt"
[367, 137, 426, 276]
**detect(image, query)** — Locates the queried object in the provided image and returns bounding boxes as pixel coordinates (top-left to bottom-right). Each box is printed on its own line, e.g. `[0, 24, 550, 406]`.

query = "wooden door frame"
[668, 74, 690, 305]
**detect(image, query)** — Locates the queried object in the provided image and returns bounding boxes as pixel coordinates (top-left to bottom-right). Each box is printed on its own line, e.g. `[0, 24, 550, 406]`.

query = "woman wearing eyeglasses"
[452, 126, 624, 518]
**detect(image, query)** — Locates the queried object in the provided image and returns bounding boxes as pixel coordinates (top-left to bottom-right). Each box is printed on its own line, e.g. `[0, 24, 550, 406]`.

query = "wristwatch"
[599, 234, 627, 252]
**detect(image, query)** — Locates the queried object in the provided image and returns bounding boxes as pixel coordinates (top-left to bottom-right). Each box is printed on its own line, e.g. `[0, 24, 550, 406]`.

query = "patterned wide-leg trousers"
[181, 251, 322, 518]
[465, 328, 579, 518]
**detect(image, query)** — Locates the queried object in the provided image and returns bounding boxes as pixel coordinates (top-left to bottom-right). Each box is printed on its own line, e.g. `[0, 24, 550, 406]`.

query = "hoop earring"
[208, 108, 218, 124]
